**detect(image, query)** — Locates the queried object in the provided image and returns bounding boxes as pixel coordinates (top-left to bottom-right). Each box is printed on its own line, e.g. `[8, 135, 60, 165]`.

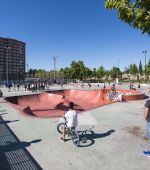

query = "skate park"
[5, 88, 144, 117]
[0, 83, 150, 170]
[0, 0, 150, 169]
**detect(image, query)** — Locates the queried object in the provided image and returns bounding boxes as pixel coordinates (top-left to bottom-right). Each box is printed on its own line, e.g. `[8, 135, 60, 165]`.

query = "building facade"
[0, 37, 25, 82]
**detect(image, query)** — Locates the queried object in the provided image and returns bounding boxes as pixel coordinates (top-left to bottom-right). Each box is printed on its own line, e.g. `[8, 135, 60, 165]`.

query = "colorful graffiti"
[107, 91, 126, 101]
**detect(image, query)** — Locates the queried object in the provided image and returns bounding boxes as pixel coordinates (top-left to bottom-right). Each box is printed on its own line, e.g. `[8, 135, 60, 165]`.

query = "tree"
[84, 67, 92, 80]
[28, 69, 36, 78]
[105, 70, 111, 80]
[62, 67, 72, 80]
[105, 0, 150, 35]
[70, 61, 86, 80]
[96, 66, 105, 79]
[92, 68, 97, 77]
[146, 59, 150, 75]
[129, 64, 138, 75]
[110, 66, 121, 79]
[139, 60, 143, 75]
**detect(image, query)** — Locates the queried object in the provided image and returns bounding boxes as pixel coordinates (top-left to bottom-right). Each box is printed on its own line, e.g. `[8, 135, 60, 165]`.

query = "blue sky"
[0, 0, 149, 71]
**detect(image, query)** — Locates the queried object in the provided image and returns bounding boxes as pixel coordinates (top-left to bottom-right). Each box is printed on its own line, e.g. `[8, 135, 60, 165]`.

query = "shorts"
[147, 122, 150, 139]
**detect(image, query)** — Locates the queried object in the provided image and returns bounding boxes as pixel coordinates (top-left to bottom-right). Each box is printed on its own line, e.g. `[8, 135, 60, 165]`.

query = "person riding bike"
[61, 102, 78, 142]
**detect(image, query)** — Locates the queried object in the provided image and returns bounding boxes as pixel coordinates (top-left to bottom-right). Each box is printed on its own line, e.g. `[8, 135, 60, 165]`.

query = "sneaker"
[143, 151, 150, 157]
[60, 138, 66, 142]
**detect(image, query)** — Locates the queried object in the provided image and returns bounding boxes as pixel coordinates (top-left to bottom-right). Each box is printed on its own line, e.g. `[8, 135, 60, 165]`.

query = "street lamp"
[117, 58, 120, 69]
[4, 46, 10, 84]
[52, 56, 58, 83]
[142, 50, 147, 83]
[117, 58, 120, 78]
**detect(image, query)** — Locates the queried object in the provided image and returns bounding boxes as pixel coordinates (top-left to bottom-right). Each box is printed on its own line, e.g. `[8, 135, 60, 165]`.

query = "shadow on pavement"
[1, 139, 42, 152]
[78, 129, 115, 147]
[0, 116, 43, 170]
[0, 110, 6, 112]
[0, 119, 19, 124]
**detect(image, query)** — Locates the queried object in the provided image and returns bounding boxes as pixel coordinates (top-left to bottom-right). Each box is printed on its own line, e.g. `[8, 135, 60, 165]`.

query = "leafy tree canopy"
[70, 60, 86, 80]
[92, 68, 97, 76]
[129, 64, 138, 74]
[97, 66, 105, 78]
[105, 0, 150, 35]
[110, 66, 121, 79]
[146, 59, 150, 75]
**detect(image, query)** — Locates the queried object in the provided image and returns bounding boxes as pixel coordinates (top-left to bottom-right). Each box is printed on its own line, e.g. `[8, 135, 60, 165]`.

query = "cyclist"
[61, 102, 78, 142]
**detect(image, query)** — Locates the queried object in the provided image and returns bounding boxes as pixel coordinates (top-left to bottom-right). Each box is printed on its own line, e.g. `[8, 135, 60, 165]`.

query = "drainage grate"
[0, 117, 43, 170]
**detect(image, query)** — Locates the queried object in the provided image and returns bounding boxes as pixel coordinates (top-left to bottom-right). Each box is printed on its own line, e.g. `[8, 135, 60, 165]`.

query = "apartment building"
[0, 37, 25, 82]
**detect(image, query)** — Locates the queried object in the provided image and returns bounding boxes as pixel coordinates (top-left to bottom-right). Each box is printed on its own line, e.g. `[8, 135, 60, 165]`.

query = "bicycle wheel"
[71, 130, 80, 147]
[57, 123, 65, 134]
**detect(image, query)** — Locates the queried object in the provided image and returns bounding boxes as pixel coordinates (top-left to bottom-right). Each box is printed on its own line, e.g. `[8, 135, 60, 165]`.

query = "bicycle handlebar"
[87, 125, 95, 131]
[83, 125, 95, 133]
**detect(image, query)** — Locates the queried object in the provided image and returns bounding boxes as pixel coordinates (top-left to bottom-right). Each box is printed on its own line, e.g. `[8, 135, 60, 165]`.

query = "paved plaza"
[0, 83, 150, 170]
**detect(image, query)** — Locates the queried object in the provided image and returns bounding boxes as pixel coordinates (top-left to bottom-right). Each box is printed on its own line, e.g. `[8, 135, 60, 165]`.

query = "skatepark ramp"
[5, 89, 144, 118]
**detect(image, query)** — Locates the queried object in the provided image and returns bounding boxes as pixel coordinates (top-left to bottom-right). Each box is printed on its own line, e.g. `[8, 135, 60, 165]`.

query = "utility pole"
[118, 58, 120, 69]
[52, 56, 58, 83]
[142, 50, 147, 83]
[117, 58, 120, 82]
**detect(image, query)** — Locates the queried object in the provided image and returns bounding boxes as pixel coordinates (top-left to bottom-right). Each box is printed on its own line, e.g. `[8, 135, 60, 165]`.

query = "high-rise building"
[0, 37, 25, 82]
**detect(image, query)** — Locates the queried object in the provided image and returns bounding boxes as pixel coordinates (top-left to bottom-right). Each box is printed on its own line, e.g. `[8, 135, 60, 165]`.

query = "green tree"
[129, 64, 138, 74]
[92, 68, 97, 77]
[28, 69, 36, 78]
[57, 69, 64, 80]
[105, 0, 150, 35]
[139, 60, 143, 75]
[35, 69, 49, 79]
[62, 67, 72, 80]
[96, 66, 105, 79]
[105, 70, 111, 80]
[84, 67, 92, 80]
[146, 59, 150, 75]
[70, 61, 86, 80]
[110, 66, 121, 79]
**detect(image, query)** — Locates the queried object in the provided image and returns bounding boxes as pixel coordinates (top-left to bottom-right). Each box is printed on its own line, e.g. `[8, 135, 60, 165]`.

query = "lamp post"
[117, 58, 120, 69]
[52, 56, 58, 83]
[143, 50, 147, 83]
[4, 46, 10, 84]
[117, 58, 120, 78]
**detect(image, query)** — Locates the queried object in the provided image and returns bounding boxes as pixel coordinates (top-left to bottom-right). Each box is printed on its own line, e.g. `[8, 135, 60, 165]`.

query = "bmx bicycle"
[57, 117, 80, 147]
[79, 125, 95, 143]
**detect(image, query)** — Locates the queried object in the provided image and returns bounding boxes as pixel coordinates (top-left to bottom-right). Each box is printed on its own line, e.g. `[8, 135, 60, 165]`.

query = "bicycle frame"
[57, 117, 80, 147]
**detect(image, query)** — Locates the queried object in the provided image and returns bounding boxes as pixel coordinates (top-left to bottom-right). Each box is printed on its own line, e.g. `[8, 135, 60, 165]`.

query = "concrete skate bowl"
[5, 89, 144, 118]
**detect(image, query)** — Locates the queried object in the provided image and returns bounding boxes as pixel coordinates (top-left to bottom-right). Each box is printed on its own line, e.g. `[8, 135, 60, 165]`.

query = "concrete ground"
[0, 83, 150, 170]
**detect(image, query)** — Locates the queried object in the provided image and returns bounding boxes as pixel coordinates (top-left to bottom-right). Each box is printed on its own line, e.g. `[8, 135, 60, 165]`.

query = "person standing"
[0, 89, 3, 97]
[144, 100, 150, 139]
[61, 102, 78, 142]
[112, 83, 116, 91]
[129, 82, 132, 90]
[61, 81, 63, 88]
[103, 82, 106, 89]
[138, 82, 141, 88]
